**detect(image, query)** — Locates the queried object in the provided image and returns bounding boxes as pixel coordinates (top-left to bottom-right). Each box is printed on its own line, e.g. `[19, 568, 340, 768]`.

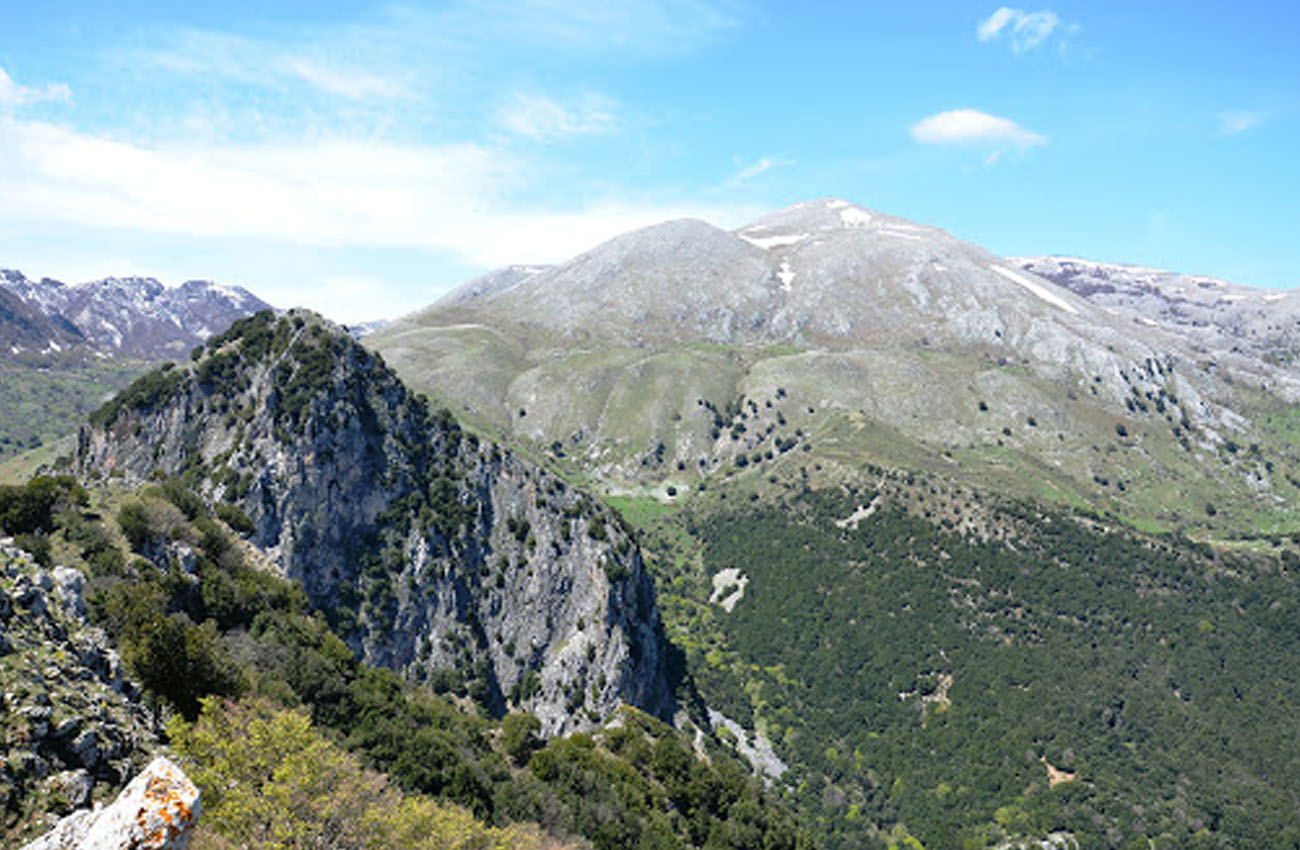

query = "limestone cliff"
[75, 310, 673, 735]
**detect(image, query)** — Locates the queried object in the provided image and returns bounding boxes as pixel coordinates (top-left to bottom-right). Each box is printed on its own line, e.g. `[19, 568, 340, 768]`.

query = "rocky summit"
[75, 310, 674, 735]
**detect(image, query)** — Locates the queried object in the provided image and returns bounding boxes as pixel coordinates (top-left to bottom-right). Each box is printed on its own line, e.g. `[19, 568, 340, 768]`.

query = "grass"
[0, 357, 149, 462]
[605, 493, 683, 529]
[370, 313, 1300, 545]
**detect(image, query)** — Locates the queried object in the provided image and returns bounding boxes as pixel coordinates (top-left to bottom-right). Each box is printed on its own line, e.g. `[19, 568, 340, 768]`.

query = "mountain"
[75, 310, 674, 735]
[370, 199, 1300, 848]
[0, 270, 272, 360]
[0, 270, 274, 462]
[370, 198, 1300, 539]
[0, 287, 86, 355]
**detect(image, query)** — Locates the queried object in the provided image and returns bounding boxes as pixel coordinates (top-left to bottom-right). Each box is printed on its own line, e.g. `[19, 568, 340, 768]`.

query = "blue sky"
[1, 1, 1296, 322]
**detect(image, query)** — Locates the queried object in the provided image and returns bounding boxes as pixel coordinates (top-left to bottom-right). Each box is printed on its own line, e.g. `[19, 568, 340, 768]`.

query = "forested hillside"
[0, 473, 809, 849]
[604, 469, 1300, 849]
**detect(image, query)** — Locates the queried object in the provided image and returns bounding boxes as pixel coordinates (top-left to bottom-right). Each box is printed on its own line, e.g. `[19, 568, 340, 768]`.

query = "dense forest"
[658, 484, 1300, 849]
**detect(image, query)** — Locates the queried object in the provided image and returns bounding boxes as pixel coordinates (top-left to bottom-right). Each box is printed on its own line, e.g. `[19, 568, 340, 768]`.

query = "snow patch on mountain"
[990, 265, 1079, 315]
[739, 233, 810, 250]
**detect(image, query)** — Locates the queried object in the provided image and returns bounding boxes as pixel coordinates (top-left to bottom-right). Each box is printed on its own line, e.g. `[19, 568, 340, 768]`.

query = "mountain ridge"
[0, 269, 271, 360]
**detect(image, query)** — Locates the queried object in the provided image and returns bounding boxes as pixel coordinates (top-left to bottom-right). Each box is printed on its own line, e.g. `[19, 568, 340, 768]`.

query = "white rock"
[22, 756, 201, 850]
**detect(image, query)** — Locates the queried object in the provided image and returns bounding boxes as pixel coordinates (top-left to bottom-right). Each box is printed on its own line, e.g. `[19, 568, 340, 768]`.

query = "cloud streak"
[0, 116, 749, 269]
[977, 7, 1063, 53]
[727, 156, 791, 184]
[497, 92, 619, 140]
[1217, 109, 1266, 135]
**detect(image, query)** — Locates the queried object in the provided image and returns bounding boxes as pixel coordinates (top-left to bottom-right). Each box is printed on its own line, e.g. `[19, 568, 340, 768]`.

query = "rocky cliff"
[75, 310, 674, 735]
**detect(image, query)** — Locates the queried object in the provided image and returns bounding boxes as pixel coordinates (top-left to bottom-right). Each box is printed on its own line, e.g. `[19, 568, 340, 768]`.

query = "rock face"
[0, 270, 271, 360]
[21, 757, 200, 850]
[1015, 255, 1300, 363]
[1, 542, 158, 843]
[75, 310, 674, 735]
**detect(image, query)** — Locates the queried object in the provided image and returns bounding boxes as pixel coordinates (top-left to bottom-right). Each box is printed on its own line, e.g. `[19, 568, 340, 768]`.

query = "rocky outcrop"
[1, 542, 157, 843]
[21, 757, 200, 850]
[76, 310, 674, 735]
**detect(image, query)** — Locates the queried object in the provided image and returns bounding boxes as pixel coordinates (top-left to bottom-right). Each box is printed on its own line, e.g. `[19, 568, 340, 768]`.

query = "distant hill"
[0, 269, 271, 360]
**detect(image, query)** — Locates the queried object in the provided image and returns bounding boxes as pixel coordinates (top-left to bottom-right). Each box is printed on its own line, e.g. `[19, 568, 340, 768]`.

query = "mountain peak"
[734, 198, 946, 251]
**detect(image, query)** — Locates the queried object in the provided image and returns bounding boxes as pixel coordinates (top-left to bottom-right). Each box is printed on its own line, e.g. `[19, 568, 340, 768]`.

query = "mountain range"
[0, 270, 270, 360]
[6, 198, 1300, 850]
[0, 271, 272, 462]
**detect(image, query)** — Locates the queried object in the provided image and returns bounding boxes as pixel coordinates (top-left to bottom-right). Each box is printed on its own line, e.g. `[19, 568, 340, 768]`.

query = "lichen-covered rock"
[20, 757, 199, 850]
[76, 311, 675, 735]
[1, 541, 157, 843]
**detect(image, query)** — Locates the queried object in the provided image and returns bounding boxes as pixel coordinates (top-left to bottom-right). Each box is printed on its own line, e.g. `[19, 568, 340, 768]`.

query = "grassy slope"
[0, 356, 150, 462]
[371, 322, 1300, 544]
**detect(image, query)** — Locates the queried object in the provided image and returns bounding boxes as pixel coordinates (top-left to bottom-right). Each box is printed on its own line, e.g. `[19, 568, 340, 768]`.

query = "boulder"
[21, 757, 200, 850]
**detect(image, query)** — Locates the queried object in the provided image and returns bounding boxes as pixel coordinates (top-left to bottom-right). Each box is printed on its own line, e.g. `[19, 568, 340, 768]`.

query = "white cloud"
[911, 109, 1047, 151]
[0, 115, 749, 270]
[0, 68, 71, 109]
[977, 7, 1063, 53]
[497, 92, 619, 140]
[1218, 109, 1266, 135]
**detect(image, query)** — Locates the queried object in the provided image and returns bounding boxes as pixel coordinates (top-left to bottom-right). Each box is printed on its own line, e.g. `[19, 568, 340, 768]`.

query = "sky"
[0, 1, 1296, 322]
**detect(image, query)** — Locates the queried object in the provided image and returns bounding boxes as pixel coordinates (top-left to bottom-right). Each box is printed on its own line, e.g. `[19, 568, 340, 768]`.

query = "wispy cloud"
[497, 92, 619, 140]
[0, 117, 749, 269]
[1217, 109, 1267, 135]
[727, 156, 791, 184]
[977, 7, 1065, 53]
[911, 109, 1047, 154]
[0, 68, 72, 109]
[461, 0, 742, 55]
[279, 58, 411, 101]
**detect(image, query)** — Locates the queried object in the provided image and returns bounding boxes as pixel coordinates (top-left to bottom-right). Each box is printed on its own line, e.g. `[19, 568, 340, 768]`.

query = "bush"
[216, 503, 256, 536]
[502, 713, 542, 766]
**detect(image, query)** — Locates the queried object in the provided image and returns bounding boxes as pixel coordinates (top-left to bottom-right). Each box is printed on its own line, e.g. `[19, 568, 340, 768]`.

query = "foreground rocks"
[21, 757, 200, 850]
[1, 541, 157, 842]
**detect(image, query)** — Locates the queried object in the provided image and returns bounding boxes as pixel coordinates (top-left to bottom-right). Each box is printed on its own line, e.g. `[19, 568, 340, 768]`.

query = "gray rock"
[41, 770, 94, 812]
[71, 730, 100, 770]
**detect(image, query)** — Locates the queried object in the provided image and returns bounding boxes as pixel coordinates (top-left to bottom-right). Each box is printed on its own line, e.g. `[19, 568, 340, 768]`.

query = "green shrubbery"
[11, 472, 808, 850]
